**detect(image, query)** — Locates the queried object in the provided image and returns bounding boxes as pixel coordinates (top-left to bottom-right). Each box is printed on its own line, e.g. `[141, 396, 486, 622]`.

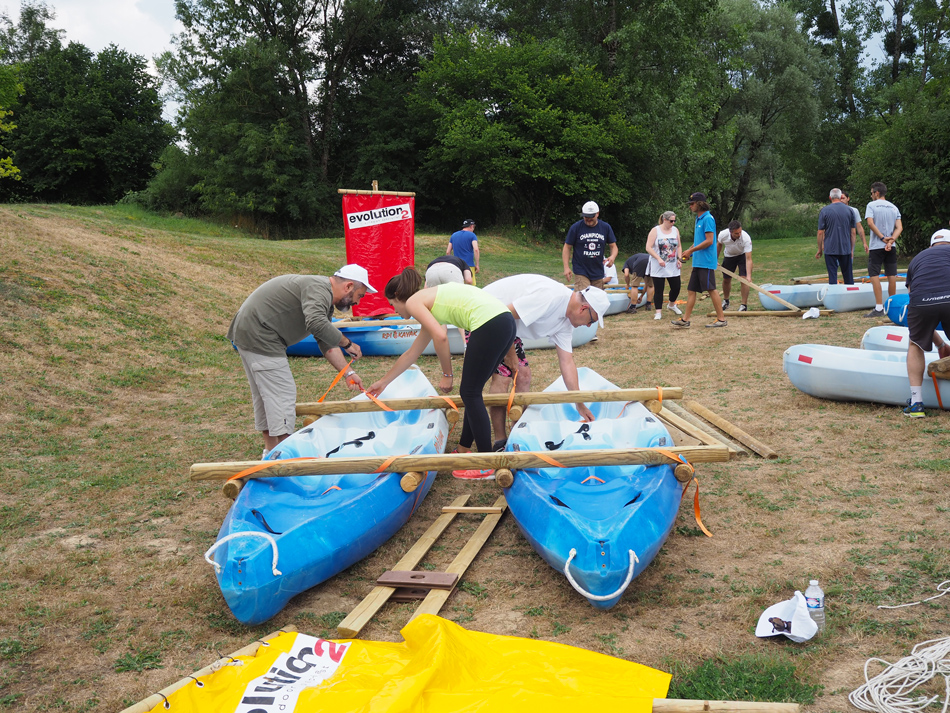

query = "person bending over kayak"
[368, 267, 516, 479]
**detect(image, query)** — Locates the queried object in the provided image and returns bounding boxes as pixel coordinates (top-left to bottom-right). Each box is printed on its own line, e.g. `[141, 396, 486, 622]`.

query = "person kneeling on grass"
[903, 226, 950, 418]
[367, 267, 516, 479]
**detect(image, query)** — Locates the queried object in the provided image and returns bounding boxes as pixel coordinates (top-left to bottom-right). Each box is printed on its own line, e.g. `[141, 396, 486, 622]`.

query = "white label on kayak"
[346, 203, 413, 228]
[234, 635, 349, 713]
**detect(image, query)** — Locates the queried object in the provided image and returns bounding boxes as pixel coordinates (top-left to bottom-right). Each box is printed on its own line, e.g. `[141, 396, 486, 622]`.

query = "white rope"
[562, 548, 638, 602]
[849, 637, 950, 713]
[878, 581, 950, 610]
[849, 582, 950, 713]
[204, 532, 282, 576]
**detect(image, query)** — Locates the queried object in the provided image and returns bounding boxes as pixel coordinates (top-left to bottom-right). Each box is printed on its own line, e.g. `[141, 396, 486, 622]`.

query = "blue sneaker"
[903, 401, 926, 418]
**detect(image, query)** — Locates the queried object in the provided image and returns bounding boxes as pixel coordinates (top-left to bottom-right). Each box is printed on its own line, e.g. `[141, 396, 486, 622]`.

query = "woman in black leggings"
[645, 211, 683, 320]
[368, 268, 515, 478]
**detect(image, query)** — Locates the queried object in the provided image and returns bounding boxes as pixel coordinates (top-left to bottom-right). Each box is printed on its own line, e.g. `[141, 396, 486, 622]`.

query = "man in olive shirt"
[227, 264, 377, 456]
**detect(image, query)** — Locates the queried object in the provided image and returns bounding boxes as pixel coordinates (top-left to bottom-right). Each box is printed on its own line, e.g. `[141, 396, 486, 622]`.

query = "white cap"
[333, 264, 378, 293]
[754, 591, 818, 643]
[581, 201, 600, 217]
[931, 229, 950, 246]
[579, 286, 609, 327]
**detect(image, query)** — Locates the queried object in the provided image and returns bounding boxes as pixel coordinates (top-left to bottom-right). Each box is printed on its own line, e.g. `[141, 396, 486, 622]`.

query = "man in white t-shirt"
[864, 181, 903, 318]
[603, 259, 620, 286]
[716, 220, 753, 311]
[482, 275, 608, 448]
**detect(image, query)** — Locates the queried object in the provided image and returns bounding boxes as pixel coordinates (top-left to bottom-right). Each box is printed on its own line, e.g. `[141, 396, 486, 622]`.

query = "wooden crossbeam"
[296, 387, 682, 417]
[685, 401, 777, 460]
[190, 445, 731, 482]
[717, 265, 801, 311]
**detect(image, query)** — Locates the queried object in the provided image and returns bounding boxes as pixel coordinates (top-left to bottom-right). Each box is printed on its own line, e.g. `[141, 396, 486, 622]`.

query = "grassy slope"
[0, 204, 945, 711]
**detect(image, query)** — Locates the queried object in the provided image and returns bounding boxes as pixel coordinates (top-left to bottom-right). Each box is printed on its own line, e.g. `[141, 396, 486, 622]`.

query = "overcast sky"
[2, 0, 182, 67]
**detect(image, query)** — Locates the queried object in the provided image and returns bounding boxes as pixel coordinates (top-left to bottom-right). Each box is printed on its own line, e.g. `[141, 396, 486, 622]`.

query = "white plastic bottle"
[805, 579, 825, 632]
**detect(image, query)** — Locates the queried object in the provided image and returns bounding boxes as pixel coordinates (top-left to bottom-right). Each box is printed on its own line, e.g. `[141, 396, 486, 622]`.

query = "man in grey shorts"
[424, 254, 474, 287]
[227, 264, 377, 457]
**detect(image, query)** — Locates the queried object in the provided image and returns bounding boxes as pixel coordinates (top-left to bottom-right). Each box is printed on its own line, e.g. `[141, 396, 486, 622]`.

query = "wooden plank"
[336, 495, 470, 638]
[119, 626, 298, 713]
[665, 401, 748, 455]
[390, 587, 431, 602]
[441, 506, 505, 514]
[685, 401, 778, 460]
[297, 387, 684, 417]
[928, 355, 950, 379]
[338, 188, 415, 196]
[658, 406, 740, 455]
[191, 445, 732, 482]
[653, 700, 799, 713]
[705, 309, 835, 317]
[408, 496, 509, 621]
[717, 265, 801, 312]
[376, 571, 458, 589]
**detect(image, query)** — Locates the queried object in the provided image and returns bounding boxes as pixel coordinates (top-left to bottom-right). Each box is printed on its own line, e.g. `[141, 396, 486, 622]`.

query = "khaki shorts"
[425, 262, 464, 287]
[574, 275, 605, 290]
[238, 349, 297, 436]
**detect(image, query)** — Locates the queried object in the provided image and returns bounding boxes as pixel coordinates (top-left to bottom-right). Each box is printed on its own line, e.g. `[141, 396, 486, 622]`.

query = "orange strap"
[933, 372, 945, 411]
[656, 386, 663, 404]
[437, 395, 459, 412]
[226, 456, 321, 483]
[373, 455, 401, 473]
[507, 369, 519, 416]
[318, 359, 357, 403]
[653, 448, 695, 477]
[360, 388, 394, 412]
[530, 451, 565, 468]
[682, 477, 713, 537]
[319, 485, 342, 497]
[581, 475, 605, 484]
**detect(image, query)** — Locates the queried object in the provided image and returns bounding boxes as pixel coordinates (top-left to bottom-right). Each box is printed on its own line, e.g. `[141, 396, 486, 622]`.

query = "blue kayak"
[206, 367, 449, 625]
[287, 320, 598, 357]
[504, 368, 682, 609]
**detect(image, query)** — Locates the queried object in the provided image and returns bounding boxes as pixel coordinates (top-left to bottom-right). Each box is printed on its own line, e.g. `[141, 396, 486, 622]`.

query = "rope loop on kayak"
[204, 532, 282, 577]
[562, 548, 638, 602]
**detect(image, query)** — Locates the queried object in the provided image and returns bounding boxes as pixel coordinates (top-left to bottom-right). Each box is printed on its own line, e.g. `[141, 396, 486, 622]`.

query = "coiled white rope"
[850, 582, 950, 713]
[204, 532, 282, 576]
[562, 548, 638, 602]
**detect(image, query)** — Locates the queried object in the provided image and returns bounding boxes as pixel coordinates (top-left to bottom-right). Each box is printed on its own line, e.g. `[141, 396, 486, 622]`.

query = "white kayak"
[784, 344, 948, 409]
[604, 292, 632, 315]
[757, 284, 825, 311]
[861, 326, 947, 353]
[819, 283, 907, 313]
[421, 322, 599, 355]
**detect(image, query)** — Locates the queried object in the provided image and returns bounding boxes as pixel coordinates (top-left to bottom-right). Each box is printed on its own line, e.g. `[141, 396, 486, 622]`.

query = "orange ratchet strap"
[682, 477, 713, 538]
[437, 395, 459, 412]
[507, 369, 519, 417]
[657, 386, 663, 404]
[360, 388, 394, 412]
[530, 451, 565, 468]
[932, 373, 945, 411]
[226, 456, 321, 483]
[317, 359, 357, 403]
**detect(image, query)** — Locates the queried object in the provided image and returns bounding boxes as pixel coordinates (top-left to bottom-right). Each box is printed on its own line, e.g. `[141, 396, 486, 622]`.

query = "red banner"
[342, 194, 415, 316]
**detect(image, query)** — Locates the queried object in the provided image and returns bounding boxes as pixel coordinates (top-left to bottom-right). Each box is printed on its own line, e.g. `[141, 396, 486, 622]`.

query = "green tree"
[0, 0, 63, 63]
[4, 42, 172, 203]
[410, 33, 642, 233]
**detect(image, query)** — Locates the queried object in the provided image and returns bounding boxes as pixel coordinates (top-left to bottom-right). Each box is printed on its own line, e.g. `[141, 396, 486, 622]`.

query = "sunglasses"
[668, 218, 676, 223]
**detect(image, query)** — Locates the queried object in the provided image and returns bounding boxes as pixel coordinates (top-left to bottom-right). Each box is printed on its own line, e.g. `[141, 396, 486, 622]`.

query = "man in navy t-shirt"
[447, 219, 480, 284]
[562, 201, 618, 290]
[815, 188, 856, 285]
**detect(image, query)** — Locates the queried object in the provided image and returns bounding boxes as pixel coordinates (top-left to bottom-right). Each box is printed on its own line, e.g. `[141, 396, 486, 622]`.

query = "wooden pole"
[706, 309, 834, 317]
[717, 265, 801, 312]
[190, 445, 731, 482]
[658, 406, 740, 455]
[664, 401, 748, 455]
[338, 188, 416, 197]
[407, 495, 508, 622]
[337, 495, 471, 637]
[297, 387, 683, 417]
[928, 355, 950, 379]
[653, 700, 799, 713]
[685, 401, 778, 460]
[118, 627, 298, 713]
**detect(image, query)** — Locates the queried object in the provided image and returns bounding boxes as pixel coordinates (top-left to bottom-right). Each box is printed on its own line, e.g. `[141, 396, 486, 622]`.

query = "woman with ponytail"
[368, 267, 516, 479]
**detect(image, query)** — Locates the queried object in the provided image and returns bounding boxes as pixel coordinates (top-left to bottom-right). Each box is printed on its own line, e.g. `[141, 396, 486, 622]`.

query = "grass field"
[0, 204, 945, 711]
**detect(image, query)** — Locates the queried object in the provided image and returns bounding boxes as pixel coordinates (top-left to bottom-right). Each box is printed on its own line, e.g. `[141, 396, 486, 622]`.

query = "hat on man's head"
[334, 264, 378, 293]
[754, 591, 818, 643]
[461, 219, 475, 228]
[581, 201, 600, 217]
[579, 286, 609, 328]
[931, 229, 950, 246]
[688, 192, 707, 203]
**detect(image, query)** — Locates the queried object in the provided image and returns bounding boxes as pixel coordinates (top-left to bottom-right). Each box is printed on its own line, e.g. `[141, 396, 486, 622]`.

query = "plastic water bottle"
[805, 579, 825, 632]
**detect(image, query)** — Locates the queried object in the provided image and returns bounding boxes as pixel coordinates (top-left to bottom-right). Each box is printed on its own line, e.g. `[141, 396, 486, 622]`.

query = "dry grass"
[0, 204, 947, 711]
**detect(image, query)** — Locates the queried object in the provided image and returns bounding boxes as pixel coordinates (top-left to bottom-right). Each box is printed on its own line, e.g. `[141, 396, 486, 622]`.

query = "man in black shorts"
[864, 182, 903, 317]
[903, 226, 950, 417]
[622, 253, 651, 312]
[717, 220, 753, 311]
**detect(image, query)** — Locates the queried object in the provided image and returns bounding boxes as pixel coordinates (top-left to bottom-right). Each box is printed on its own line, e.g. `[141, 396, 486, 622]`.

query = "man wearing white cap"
[562, 201, 618, 290]
[903, 226, 950, 417]
[482, 276, 609, 447]
[227, 265, 377, 455]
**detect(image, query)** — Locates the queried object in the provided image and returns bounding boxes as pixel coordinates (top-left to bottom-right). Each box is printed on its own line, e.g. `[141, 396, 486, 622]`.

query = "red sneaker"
[452, 469, 495, 480]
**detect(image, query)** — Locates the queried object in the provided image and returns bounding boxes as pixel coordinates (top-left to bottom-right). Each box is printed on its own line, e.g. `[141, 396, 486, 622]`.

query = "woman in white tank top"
[645, 211, 683, 320]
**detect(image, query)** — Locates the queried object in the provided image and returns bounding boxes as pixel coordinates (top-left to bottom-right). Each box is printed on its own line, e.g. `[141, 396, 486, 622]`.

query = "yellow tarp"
[155, 614, 670, 712]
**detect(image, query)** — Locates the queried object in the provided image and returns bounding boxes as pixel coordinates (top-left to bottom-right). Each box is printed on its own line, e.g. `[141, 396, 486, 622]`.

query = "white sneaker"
[667, 303, 683, 315]
[654, 312, 662, 320]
